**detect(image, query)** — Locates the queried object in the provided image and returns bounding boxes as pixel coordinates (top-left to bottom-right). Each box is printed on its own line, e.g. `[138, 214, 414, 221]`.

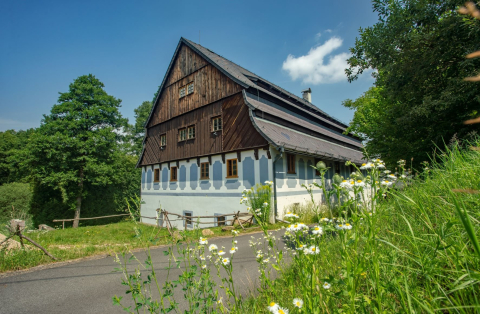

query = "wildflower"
[267, 302, 279, 313]
[384, 170, 391, 174]
[216, 297, 223, 305]
[307, 245, 320, 255]
[344, 223, 353, 230]
[218, 250, 226, 256]
[256, 252, 263, 259]
[201, 264, 207, 269]
[263, 202, 269, 207]
[208, 244, 218, 252]
[229, 247, 237, 254]
[360, 162, 373, 170]
[200, 255, 205, 261]
[296, 244, 306, 251]
[339, 180, 353, 189]
[265, 181, 273, 185]
[232, 230, 239, 235]
[387, 174, 397, 180]
[277, 307, 289, 314]
[247, 207, 251, 211]
[199, 237, 208, 245]
[293, 298, 303, 309]
[354, 180, 365, 187]
[336, 224, 343, 230]
[263, 257, 270, 263]
[323, 282, 331, 289]
[222, 257, 230, 265]
[234, 240, 237, 244]
[312, 226, 323, 235]
[320, 217, 330, 222]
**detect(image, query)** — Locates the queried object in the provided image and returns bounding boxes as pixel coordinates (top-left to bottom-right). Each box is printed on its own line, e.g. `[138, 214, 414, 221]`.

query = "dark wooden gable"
[147, 44, 243, 127]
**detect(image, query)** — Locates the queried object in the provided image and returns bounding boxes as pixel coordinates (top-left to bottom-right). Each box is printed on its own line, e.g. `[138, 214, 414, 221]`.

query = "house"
[138, 37, 364, 228]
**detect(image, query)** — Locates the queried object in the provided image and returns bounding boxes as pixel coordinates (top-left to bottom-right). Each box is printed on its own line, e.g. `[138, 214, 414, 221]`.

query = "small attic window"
[179, 86, 186, 98]
[187, 82, 194, 95]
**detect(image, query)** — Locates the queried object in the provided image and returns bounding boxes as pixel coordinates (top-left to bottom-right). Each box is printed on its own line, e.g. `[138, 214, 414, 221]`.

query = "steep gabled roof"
[138, 37, 364, 167]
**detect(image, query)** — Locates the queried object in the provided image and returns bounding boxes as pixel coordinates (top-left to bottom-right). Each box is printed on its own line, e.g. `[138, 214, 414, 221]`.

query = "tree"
[345, 0, 480, 167]
[130, 101, 153, 156]
[0, 129, 35, 185]
[27, 74, 128, 228]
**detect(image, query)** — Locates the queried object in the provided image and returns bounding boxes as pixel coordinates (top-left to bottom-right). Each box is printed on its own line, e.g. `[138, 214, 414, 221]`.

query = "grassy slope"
[244, 143, 480, 313]
[0, 220, 285, 273]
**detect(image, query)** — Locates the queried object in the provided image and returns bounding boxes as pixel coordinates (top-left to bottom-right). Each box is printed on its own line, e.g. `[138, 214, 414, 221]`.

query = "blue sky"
[0, 0, 378, 131]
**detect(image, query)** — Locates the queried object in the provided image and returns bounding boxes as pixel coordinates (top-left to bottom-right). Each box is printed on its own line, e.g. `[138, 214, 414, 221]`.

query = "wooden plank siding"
[148, 46, 243, 127]
[222, 93, 267, 151]
[139, 93, 267, 166]
[165, 45, 209, 87]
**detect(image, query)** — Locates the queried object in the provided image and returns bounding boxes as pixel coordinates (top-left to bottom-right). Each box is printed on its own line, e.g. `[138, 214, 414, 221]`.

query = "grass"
[240, 141, 480, 313]
[0, 219, 286, 273]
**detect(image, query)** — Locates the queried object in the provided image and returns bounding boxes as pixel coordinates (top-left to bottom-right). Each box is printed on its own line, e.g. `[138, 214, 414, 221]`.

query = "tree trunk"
[72, 167, 84, 228]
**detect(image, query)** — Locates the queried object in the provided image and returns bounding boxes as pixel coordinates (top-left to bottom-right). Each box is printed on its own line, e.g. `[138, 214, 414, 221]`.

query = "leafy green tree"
[0, 182, 32, 229]
[0, 129, 35, 185]
[27, 74, 128, 228]
[130, 101, 153, 156]
[345, 0, 480, 167]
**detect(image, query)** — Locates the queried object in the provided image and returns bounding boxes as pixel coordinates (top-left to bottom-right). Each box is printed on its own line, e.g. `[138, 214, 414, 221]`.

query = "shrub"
[0, 182, 32, 231]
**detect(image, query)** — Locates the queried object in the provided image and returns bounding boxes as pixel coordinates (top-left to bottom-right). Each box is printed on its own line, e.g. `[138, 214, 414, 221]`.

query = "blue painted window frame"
[183, 210, 193, 228]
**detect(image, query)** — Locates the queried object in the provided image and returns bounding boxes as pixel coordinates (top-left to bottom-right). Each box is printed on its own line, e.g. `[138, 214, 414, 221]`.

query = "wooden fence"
[52, 210, 254, 233]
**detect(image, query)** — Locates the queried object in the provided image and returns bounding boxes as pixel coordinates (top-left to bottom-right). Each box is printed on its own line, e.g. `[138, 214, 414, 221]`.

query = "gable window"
[179, 86, 186, 98]
[287, 154, 296, 174]
[187, 125, 195, 139]
[178, 128, 186, 142]
[187, 82, 194, 95]
[154, 168, 160, 183]
[226, 159, 238, 178]
[160, 134, 166, 146]
[170, 166, 178, 181]
[212, 116, 222, 132]
[200, 162, 209, 179]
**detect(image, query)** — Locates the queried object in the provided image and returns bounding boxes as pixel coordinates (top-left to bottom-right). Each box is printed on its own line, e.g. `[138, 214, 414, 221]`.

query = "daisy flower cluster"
[268, 301, 289, 314]
[264, 181, 274, 185]
[360, 159, 386, 170]
[284, 211, 299, 219]
[335, 223, 353, 230]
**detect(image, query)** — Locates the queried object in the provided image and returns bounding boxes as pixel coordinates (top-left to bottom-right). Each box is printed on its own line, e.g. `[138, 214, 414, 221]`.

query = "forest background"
[1, 0, 479, 230]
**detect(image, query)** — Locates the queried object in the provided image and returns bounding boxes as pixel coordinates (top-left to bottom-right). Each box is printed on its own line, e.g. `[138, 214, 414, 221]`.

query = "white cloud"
[324, 29, 332, 33]
[282, 37, 350, 84]
[315, 32, 322, 39]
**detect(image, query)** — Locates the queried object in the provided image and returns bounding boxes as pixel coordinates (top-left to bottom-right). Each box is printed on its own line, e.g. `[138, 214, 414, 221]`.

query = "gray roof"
[182, 38, 350, 130]
[244, 92, 362, 148]
[251, 117, 365, 164]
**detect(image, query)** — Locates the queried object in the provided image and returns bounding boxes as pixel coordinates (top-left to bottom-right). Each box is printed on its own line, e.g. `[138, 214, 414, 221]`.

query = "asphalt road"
[0, 229, 286, 314]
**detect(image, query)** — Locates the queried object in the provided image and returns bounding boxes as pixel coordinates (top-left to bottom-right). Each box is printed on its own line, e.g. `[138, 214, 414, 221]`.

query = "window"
[154, 169, 160, 183]
[187, 125, 195, 139]
[187, 82, 194, 95]
[200, 162, 209, 179]
[179, 86, 186, 98]
[215, 214, 226, 226]
[212, 116, 222, 132]
[178, 128, 186, 142]
[184, 211, 193, 227]
[160, 134, 166, 146]
[170, 166, 177, 181]
[287, 154, 296, 174]
[226, 159, 238, 178]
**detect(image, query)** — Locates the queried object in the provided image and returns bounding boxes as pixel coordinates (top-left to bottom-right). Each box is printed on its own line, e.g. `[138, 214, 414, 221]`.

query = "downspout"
[272, 146, 284, 221]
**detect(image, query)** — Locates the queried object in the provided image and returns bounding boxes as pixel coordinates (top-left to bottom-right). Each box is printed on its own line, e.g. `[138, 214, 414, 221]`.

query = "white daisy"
[208, 244, 218, 252]
[323, 282, 331, 289]
[312, 226, 323, 235]
[199, 237, 208, 245]
[293, 298, 303, 309]
[267, 302, 279, 313]
[221, 257, 230, 265]
[217, 250, 226, 256]
[229, 247, 237, 254]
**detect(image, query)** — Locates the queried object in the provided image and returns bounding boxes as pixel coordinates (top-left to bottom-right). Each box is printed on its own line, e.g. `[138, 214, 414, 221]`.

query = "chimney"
[302, 88, 312, 102]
